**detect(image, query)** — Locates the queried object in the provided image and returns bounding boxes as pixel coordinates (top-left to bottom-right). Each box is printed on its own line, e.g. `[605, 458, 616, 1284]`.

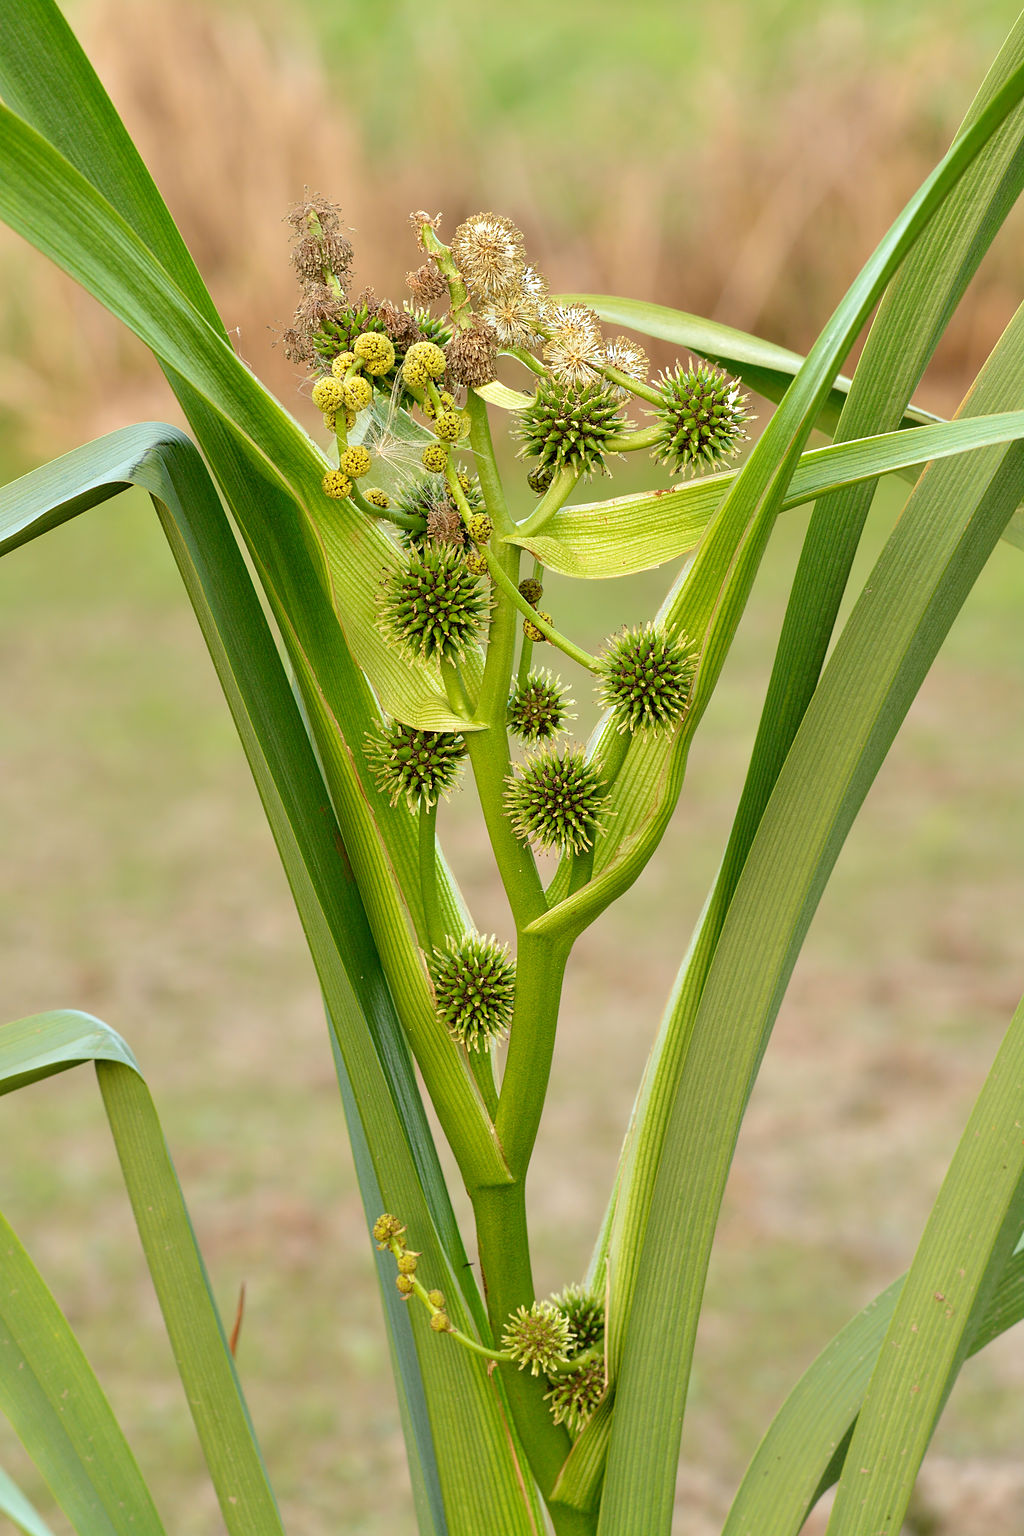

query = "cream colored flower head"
[603, 335, 649, 396]
[451, 212, 526, 300]
[543, 304, 606, 388]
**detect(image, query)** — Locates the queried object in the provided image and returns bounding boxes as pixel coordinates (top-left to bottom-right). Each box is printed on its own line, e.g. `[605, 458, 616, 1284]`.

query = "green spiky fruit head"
[422, 443, 449, 473]
[467, 514, 493, 546]
[353, 330, 396, 375]
[502, 1302, 574, 1376]
[429, 933, 516, 1050]
[507, 669, 571, 743]
[339, 444, 372, 479]
[364, 720, 467, 809]
[527, 463, 556, 495]
[544, 1358, 606, 1436]
[311, 376, 346, 413]
[321, 469, 353, 500]
[343, 374, 373, 412]
[504, 745, 604, 856]
[404, 340, 447, 380]
[550, 1284, 605, 1352]
[516, 378, 624, 480]
[651, 360, 751, 474]
[598, 625, 697, 733]
[379, 546, 487, 663]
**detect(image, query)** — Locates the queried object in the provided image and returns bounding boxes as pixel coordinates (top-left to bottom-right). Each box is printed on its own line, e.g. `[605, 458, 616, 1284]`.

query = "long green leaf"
[0, 430, 538, 1533]
[723, 1247, 1024, 1536]
[0, 1009, 284, 1536]
[512, 410, 1024, 579]
[825, 992, 1024, 1535]
[0, 1465, 57, 1536]
[597, 56, 1024, 1534]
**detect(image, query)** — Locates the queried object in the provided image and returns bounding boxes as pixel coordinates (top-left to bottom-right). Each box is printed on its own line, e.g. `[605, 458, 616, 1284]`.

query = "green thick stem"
[497, 930, 571, 1178]
[418, 800, 444, 954]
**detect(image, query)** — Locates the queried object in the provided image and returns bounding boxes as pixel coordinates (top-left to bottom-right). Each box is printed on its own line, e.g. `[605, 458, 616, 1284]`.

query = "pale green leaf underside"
[0, 1465, 58, 1536]
[511, 410, 1024, 578]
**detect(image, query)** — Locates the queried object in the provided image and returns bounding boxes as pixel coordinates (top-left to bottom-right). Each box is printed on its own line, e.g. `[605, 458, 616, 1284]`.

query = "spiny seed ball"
[343, 375, 373, 412]
[545, 1358, 606, 1436]
[504, 745, 605, 856]
[311, 376, 346, 413]
[598, 625, 696, 732]
[651, 360, 751, 475]
[365, 488, 390, 509]
[517, 377, 625, 480]
[396, 1273, 415, 1295]
[550, 1284, 605, 1352]
[397, 1254, 419, 1274]
[468, 514, 493, 545]
[518, 577, 543, 607]
[430, 1312, 450, 1332]
[353, 330, 396, 375]
[434, 410, 462, 441]
[427, 1290, 445, 1309]
[322, 469, 353, 500]
[379, 546, 487, 663]
[330, 350, 357, 379]
[502, 1302, 574, 1376]
[364, 720, 467, 809]
[404, 340, 447, 379]
[429, 933, 516, 1050]
[422, 443, 449, 473]
[524, 610, 553, 643]
[466, 548, 490, 577]
[507, 670, 571, 743]
[339, 444, 372, 479]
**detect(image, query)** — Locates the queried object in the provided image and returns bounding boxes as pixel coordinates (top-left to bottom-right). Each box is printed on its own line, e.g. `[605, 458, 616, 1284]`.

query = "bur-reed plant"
[1, 6, 1024, 1534]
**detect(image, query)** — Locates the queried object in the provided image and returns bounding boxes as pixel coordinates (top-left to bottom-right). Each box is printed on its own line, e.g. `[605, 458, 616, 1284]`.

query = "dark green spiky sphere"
[364, 721, 467, 809]
[544, 1358, 606, 1436]
[379, 546, 487, 663]
[516, 378, 624, 480]
[550, 1284, 605, 1353]
[598, 625, 696, 733]
[507, 670, 571, 743]
[651, 360, 751, 475]
[429, 934, 516, 1050]
[504, 746, 605, 856]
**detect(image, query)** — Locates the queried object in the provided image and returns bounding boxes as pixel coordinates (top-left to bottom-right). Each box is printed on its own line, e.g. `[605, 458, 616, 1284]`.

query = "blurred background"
[2, 1, 1024, 1531]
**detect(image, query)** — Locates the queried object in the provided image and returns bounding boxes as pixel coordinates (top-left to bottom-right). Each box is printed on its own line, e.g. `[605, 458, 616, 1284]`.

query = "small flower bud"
[397, 1253, 419, 1274]
[422, 444, 449, 473]
[311, 376, 346, 414]
[434, 410, 462, 442]
[373, 1213, 405, 1248]
[430, 1312, 450, 1332]
[404, 340, 447, 380]
[343, 375, 373, 412]
[467, 514, 493, 545]
[339, 444, 372, 479]
[396, 1273, 415, 1295]
[466, 548, 490, 577]
[322, 411, 337, 432]
[518, 578, 543, 607]
[322, 470, 353, 500]
[427, 1290, 446, 1310]
[354, 330, 396, 376]
[330, 350, 357, 379]
[365, 488, 390, 509]
[402, 355, 430, 388]
[523, 610, 552, 643]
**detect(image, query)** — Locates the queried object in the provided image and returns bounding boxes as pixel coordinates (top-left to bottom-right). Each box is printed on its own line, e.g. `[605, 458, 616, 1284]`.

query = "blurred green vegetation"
[1, 2, 1024, 1532]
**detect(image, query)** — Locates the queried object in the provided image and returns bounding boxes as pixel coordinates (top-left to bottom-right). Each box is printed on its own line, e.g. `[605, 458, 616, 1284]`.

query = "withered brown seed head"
[286, 191, 343, 233]
[425, 504, 465, 545]
[295, 282, 346, 329]
[406, 260, 448, 305]
[280, 326, 315, 365]
[376, 299, 420, 350]
[444, 320, 498, 388]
